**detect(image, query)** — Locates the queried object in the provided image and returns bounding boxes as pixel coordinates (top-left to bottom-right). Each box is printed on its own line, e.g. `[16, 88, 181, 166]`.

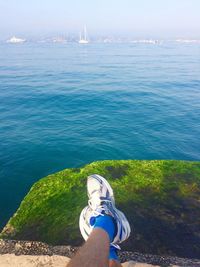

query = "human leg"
[68, 174, 130, 267]
[67, 228, 109, 267]
[67, 227, 123, 267]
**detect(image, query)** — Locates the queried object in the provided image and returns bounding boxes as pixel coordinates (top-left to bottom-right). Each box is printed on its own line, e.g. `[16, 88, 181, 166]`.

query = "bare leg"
[109, 260, 123, 267]
[67, 228, 109, 267]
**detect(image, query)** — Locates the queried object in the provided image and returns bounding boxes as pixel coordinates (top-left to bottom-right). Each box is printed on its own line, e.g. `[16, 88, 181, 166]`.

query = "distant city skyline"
[0, 0, 200, 39]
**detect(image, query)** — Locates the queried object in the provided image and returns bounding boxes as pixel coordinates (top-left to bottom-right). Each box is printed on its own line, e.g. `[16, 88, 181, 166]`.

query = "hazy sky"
[0, 0, 200, 38]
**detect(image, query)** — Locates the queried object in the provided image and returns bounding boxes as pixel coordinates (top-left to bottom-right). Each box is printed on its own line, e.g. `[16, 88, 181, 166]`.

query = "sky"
[0, 0, 200, 39]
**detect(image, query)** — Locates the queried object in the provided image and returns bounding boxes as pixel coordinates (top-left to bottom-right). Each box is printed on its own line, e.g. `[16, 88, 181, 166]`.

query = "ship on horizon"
[79, 26, 89, 44]
[6, 36, 26, 43]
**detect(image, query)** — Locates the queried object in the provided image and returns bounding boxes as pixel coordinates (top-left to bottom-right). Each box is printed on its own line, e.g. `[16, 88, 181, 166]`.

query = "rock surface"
[0, 254, 70, 267]
[0, 254, 171, 267]
[1, 240, 200, 266]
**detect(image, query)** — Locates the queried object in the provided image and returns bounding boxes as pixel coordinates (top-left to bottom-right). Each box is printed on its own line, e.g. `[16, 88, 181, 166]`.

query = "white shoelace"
[88, 199, 113, 217]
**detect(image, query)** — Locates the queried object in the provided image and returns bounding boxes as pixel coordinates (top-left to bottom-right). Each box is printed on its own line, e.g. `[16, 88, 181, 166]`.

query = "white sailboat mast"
[84, 25, 87, 41]
[79, 25, 89, 44]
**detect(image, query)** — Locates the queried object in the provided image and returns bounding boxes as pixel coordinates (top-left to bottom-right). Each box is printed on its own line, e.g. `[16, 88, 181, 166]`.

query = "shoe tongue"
[89, 195, 101, 210]
[96, 207, 104, 214]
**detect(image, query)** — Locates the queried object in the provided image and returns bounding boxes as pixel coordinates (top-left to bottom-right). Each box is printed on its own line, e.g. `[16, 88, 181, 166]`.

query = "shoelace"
[88, 199, 113, 217]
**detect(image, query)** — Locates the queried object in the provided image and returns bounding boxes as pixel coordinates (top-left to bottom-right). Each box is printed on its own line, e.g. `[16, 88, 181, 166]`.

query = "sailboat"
[79, 26, 89, 44]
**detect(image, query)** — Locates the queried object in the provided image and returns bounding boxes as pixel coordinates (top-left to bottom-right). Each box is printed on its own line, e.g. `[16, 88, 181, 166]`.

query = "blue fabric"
[109, 245, 119, 261]
[90, 215, 115, 242]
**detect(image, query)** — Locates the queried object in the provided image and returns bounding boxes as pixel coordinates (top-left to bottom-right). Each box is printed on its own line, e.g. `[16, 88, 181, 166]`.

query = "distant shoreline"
[1, 38, 200, 44]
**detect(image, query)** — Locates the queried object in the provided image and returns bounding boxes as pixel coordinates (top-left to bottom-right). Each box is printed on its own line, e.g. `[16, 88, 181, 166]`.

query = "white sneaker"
[79, 174, 131, 249]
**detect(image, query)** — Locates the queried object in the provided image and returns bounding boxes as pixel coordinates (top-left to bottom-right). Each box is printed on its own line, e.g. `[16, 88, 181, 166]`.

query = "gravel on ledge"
[0, 239, 200, 267]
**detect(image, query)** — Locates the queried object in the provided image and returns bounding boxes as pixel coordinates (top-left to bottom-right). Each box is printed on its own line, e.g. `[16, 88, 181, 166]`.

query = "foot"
[79, 174, 131, 249]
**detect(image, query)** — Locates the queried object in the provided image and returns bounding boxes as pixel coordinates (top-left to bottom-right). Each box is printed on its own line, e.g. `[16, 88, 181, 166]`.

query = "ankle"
[90, 214, 116, 242]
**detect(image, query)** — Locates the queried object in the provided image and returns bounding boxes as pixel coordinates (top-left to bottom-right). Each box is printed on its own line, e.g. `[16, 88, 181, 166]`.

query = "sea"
[0, 42, 200, 229]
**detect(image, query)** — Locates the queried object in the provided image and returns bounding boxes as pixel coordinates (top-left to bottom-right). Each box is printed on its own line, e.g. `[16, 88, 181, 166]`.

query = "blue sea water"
[0, 42, 200, 229]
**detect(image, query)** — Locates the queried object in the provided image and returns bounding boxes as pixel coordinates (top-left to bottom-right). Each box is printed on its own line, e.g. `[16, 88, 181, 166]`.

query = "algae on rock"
[1, 160, 200, 259]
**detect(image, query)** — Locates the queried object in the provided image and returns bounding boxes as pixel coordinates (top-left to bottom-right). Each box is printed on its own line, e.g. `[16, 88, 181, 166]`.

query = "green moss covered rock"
[1, 160, 200, 258]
